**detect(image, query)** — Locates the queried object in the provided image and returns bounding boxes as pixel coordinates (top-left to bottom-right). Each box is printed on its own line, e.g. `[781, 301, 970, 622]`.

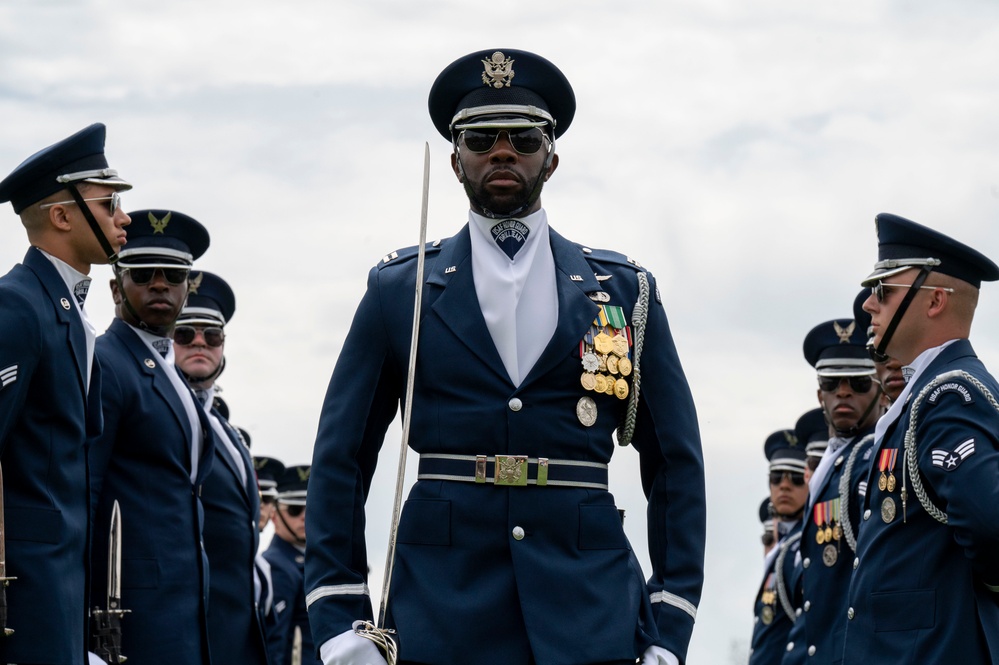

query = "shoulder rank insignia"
[0, 365, 17, 389]
[931, 438, 975, 471]
[382, 251, 399, 264]
[149, 211, 171, 234]
[482, 51, 515, 88]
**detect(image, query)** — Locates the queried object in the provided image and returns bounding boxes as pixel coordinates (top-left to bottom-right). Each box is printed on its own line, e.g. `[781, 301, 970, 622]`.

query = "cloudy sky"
[2, 1, 998, 661]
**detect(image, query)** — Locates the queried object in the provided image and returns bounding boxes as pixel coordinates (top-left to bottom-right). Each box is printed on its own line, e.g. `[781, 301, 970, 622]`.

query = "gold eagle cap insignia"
[784, 430, 799, 447]
[833, 320, 855, 344]
[297, 467, 311, 482]
[149, 211, 171, 234]
[482, 51, 515, 89]
[188, 271, 203, 294]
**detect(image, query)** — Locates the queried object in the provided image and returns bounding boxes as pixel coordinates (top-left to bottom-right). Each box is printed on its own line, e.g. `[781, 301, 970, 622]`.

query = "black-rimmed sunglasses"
[125, 267, 190, 286]
[818, 375, 874, 393]
[173, 325, 225, 348]
[769, 470, 805, 486]
[460, 127, 548, 155]
[283, 504, 305, 518]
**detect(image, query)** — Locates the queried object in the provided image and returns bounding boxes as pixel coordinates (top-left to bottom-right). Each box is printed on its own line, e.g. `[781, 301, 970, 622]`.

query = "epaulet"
[576, 244, 646, 272]
[376, 240, 444, 271]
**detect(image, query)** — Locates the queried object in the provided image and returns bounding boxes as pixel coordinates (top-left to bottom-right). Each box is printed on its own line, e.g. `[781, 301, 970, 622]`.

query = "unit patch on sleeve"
[931, 438, 976, 471]
[926, 381, 975, 405]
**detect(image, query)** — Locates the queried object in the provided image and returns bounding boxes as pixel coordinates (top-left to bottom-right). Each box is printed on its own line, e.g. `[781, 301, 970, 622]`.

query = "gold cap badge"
[188, 271, 203, 295]
[833, 320, 855, 344]
[149, 211, 171, 234]
[481, 51, 515, 89]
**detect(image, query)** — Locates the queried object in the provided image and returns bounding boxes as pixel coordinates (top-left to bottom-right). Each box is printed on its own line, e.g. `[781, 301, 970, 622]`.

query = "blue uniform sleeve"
[0, 288, 40, 454]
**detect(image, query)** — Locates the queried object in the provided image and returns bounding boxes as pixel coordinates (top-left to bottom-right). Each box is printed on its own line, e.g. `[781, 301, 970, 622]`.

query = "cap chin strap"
[65, 183, 118, 265]
[829, 385, 882, 437]
[870, 266, 933, 363]
[276, 507, 306, 546]
[181, 356, 225, 388]
[454, 140, 555, 219]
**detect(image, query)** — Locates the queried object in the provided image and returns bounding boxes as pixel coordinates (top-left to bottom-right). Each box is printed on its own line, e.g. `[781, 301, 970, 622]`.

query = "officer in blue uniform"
[265, 465, 318, 665]
[782, 315, 880, 664]
[173, 272, 267, 665]
[843, 213, 999, 663]
[306, 49, 705, 665]
[88, 210, 215, 664]
[750, 432, 807, 665]
[254, 456, 285, 625]
[0, 124, 131, 665]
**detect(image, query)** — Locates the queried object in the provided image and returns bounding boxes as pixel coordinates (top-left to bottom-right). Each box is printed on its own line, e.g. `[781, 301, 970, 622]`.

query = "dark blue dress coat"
[782, 430, 875, 665]
[750, 522, 802, 665]
[264, 537, 317, 665]
[202, 405, 267, 665]
[305, 225, 705, 665]
[89, 317, 215, 664]
[843, 340, 999, 663]
[0, 247, 101, 664]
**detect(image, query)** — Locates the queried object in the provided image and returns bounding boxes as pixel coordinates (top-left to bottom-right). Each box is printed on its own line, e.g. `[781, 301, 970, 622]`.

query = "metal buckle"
[494, 455, 528, 486]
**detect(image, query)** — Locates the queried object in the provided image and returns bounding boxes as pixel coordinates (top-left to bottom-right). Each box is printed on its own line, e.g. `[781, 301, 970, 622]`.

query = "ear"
[450, 152, 463, 183]
[543, 153, 559, 181]
[925, 288, 949, 319]
[47, 204, 74, 233]
[109, 277, 122, 305]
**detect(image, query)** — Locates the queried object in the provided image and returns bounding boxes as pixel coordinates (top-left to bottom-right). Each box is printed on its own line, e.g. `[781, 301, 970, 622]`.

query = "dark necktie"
[491, 219, 530, 260]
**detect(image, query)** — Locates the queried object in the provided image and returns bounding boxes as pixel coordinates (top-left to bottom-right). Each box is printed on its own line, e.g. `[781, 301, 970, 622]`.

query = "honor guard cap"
[117, 209, 210, 269]
[0, 123, 132, 214]
[803, 318, 876, 378]
[178, 271, 235, 327]
[276, 464, 310, 506]
[759, 497, 775, 529]
[765, 429, 806, 475]
[254, 457, 285, 499]
[795, 407, 829, 461]
[861, 213, 999, 289]
[429, 48, 576, 140]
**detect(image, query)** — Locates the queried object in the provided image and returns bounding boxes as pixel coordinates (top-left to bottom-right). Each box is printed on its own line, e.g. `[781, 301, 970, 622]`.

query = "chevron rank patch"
[931, 438, 976, 471]
[1, 365, 17, 389]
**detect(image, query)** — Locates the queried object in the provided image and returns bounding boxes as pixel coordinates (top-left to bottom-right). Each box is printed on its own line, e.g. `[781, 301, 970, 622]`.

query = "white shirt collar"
[874, 339, 959, 443]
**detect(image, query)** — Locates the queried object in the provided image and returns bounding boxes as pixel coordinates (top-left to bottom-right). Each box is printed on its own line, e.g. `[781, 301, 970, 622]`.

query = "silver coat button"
[808, 645, 816, 656]
[803, 557, 811, 569]
[848, 607, 855, 620]
[512, 526, 525, 540]
[508, 398, 523, 412]
[786, 642, 794, 652]
[804, 600, 811, 612]
[853, 557, 860, 570]
[864, 509, 872, 520]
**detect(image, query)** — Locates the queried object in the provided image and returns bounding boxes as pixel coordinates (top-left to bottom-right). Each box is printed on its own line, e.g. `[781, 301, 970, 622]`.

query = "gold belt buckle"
[494, 455, 528, 486]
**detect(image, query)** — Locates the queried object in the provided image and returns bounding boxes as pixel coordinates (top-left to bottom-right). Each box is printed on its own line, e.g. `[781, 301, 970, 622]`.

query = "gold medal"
[612, 335, 629, 357]
[761, 605, 774, 625]
[816, 528, 825, 545]
[617, 357, 632, 376]
[878, 473, 887, 492]
[594, 332, 614, 355]
[832, 523, 842, 541]
[824, 526, 833, 543]
[614, 378, 629, 400]
[580, 373, 597, 391]
[606, 355, 619, 375]
[594, 374, 608, 394]
[604, 379, 616, 395]
[886, 473, 896, 493]
[881, 496, 896, 523]
[822, 544, 838, 567]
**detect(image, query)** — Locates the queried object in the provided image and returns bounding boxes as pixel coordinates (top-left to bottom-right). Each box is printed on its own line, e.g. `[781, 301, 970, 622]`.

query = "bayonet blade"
[0, 461, 14, 636]
[108, 500, 122, 610]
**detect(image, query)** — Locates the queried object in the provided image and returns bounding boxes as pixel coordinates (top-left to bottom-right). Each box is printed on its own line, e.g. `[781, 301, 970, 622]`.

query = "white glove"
[640, 645, 680, 665]
[88, 652, 109, 665]
[319, 623, 389, 665]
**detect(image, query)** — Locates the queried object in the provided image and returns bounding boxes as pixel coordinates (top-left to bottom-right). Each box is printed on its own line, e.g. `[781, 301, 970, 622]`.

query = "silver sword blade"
[108, 500, 123, 609]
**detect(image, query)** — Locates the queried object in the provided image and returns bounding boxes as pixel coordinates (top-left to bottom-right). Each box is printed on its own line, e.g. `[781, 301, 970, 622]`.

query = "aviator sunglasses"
[769, 470, 806, 486]
[459, 127, 549, 155]
[871, 280, 954, 304]
[282, 504, 305, 518]
[39, 191, 122, 216]
[173, 325, 225, 348]
[818, 375, 874, 393]
[125, 267, 190, 286]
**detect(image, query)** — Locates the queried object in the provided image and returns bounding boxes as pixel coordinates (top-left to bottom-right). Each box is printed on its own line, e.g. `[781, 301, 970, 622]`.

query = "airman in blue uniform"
[843, 213, 999, 663]
[254, 456, 285, 625]
[0, 123, 131, 665]
[265, 465, 318, 665]
[750, 432, 807, 665]
[174, 271, 267, 665]
[88, 210, 215, 664]
[306, 48, 705, 665]
[782, 313, 880, 664]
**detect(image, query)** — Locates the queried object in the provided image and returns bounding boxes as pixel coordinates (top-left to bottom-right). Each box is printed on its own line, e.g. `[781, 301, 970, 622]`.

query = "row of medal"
[877, 448, 899, 524]
[760, 573, 777, 625]
[813, 498, 842, 567]
[579, 304, 633, 401]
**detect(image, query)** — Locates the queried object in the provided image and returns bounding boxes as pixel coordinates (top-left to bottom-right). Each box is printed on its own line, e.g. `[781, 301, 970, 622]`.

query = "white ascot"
[469, 209, 557, 387]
